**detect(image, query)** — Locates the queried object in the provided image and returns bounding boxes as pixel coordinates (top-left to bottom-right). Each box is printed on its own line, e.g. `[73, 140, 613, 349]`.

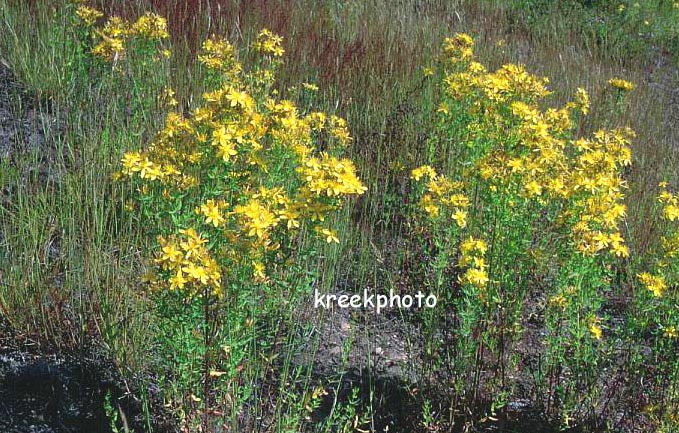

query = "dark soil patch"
[1, 352, 125, 433]
[0, 315, 175, 433]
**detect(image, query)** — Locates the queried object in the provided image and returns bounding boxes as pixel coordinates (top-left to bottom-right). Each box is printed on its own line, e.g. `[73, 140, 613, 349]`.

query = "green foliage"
[501, 0, 679, 64]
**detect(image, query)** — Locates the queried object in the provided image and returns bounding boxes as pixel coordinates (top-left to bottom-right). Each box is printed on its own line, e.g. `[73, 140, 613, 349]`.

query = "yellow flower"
[198, 36, 241, 74]
[472, 256, 486, 269]
[452, 210, 467, 228]
[252, 262, 268, 282]
[234, 200, 279, 240]
[574, 87, 590, 115]
[592, 231, 610, 251]
[411, 165, 437, 181]
[179, 228, 207, 259]
[131, 12, 169, 40]
[664, 326, 678, 339]
[658, 190, 674, 203]
[225, 89, 253, 109]
[136, 157, 159, 180]
[443, 33, 474, 62]
[589, 322, 603, 340]
[524, 180, 542, 197]
[419, 195, 439, 217]
[91, 16, 130, 62]
[253, 29, 285, 57]
[200, 199, 225, 227]
[161, 87, 178, 107]
[315, 227, 339, 244]
[610, 240, 629, 258]
[507, 158, 524, 173]
[665, 204, 679, 221]
[549, 294, 567, 309]
[121, 152, 142, 174]
[464, 267, 489, 288]
[157, 243, 183, 269]
[169, 268, 188, 290]
[608, 78, 635, 92]
[183, 262, 210, 285]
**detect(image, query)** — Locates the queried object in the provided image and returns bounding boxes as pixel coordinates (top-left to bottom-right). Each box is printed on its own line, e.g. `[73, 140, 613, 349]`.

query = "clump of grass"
[0, 0, 164, 368]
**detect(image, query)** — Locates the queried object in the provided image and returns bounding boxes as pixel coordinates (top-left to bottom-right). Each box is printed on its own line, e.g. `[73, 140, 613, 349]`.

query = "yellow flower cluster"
[608, 78, 635, 92]
[131, 12, 169, 40]
[119, 115, 195, 187]
[658, 183, 679, 259]
[442, 33, 474, 63]
[253, 29, 285, 57]
[198, 35, 242, 79]
[154, 229, 222, 296]
[159, 86, 178, 108]
[75, 6, 103, 26]
[91, 16, 128, 61]
[119, 32, 365, 291]
[298, 154, 367, 198]
[233, 199, 279, 241]
[548, 285, 577, 311]
[198, 199, 227, 227]
[568, 129, 633, 257]
[440, 34, 632, 258]
[411, 165, 469, 227]
[459, 237, 489, 290]
[82, 10, 169, 62]
[443, 60, 550, 104]
[572, 87, 590, 116]
[637, 272, 666, 298]
[659, 183, 679, 222]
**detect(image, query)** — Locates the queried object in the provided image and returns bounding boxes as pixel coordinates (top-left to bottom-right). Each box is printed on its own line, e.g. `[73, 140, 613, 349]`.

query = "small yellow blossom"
[590, 322, 603, 340]
[200, 199, 226, 227]
[664, 326, 678, 339]
[315, 227, 339, 243]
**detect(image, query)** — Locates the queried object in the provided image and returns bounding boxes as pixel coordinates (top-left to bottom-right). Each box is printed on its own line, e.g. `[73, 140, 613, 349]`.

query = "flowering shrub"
[118, 32, 365, 293]
[98, 18, 365, 430]
[410, 33, 634, 427]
